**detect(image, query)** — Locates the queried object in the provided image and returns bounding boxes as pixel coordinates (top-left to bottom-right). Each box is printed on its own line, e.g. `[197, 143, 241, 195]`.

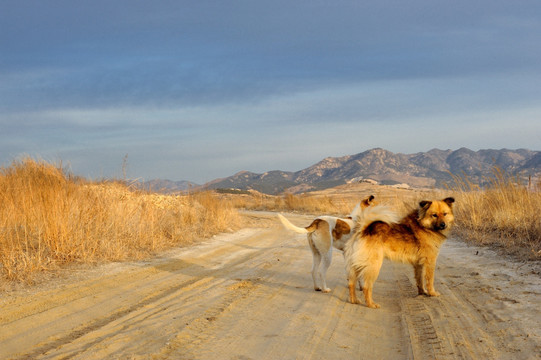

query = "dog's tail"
[277, 214, 310, 234]
[355, 205, 400, 233]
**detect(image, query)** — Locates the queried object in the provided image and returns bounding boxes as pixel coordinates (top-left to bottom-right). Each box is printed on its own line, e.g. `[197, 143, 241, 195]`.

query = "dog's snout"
[437, 222, 446, 230]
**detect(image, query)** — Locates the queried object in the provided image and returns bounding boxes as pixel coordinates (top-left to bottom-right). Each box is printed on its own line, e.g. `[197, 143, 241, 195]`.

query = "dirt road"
[1, 211, 540, 359]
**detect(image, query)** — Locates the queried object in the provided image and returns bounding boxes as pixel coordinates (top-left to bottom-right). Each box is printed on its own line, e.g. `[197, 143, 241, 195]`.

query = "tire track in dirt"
[154, 226, 320, 359]
[158, 240, 415, 360]
[398, 240, 541, 360]
[1, 226, 281, 359]
[398, 273, 443, 360]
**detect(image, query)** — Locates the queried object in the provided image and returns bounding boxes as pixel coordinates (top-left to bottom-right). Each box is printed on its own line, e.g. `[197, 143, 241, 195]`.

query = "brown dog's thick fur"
[344, 197, 455, 308]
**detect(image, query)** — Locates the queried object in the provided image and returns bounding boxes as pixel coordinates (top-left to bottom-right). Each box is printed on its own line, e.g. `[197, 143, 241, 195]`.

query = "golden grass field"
[450, 169, 541, 259]
[0, 158, 241, 282]
[1, 158, 539, 283]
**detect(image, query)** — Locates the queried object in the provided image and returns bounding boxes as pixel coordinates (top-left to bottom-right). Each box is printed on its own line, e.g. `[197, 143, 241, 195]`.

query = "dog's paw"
[427, 290, 441, 297]
[367, 302, 381, 309]
[322, 288, 331, 293]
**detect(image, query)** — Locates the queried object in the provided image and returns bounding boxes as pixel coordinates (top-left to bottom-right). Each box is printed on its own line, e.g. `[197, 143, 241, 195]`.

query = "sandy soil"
[1, 211, 540, 360]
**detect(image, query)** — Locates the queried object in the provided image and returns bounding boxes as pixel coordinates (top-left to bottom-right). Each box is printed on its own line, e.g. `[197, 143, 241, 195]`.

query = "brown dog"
[344, 197, 455, 308]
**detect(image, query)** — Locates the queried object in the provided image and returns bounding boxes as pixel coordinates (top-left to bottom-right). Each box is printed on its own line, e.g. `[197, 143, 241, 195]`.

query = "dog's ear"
[443, 197, 455, 206]
[417, 200, 432, 221]
[361, 195, 375, 207]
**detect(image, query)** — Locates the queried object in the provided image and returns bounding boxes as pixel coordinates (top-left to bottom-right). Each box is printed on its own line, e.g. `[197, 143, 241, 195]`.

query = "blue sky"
[1, 1, 540, 184]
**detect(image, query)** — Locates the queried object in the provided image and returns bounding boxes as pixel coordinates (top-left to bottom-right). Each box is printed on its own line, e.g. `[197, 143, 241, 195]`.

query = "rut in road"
[1, 212, 539, 359]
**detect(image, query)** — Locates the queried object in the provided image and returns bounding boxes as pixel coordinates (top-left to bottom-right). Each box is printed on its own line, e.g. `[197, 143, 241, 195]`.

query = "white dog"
[277, 195, 375, 293]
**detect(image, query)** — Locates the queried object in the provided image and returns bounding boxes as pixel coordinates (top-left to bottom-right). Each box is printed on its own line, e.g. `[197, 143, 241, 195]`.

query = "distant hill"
[143, 148, 541, 194]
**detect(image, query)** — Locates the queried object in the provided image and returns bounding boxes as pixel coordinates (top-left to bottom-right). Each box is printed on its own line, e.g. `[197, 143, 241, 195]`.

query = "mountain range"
[140, 148, 541, 195]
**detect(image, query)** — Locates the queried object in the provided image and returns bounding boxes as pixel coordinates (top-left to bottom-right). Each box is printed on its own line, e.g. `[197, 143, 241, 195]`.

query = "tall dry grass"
[0, 158, 241, 282]
[450, 168, 541, 259]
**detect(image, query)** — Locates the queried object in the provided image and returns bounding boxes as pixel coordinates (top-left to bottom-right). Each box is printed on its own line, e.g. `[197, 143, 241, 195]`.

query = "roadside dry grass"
[450, 169, 541, 259]
[0, 158, 241, 282]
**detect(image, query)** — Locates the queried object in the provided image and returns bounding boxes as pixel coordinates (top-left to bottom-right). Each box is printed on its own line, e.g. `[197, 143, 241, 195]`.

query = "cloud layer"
[1, 1, 540, 183]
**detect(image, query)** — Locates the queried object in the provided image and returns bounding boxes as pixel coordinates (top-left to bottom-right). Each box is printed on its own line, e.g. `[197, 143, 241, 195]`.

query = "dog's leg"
[311, 252, 323, 291]
[311, 224, 332, 293]
[424, 261, 440, 297]
[362, 257, 383, 309]
[414, 264, 427, 295]
[343, 252, 363, 291]
[347, 267, 362, 304]
[319, 249, 332, 293]
[308, 236, 323, 291]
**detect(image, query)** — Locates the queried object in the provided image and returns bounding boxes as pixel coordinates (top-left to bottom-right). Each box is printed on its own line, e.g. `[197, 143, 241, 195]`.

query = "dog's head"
[418, 197, 455, 234]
